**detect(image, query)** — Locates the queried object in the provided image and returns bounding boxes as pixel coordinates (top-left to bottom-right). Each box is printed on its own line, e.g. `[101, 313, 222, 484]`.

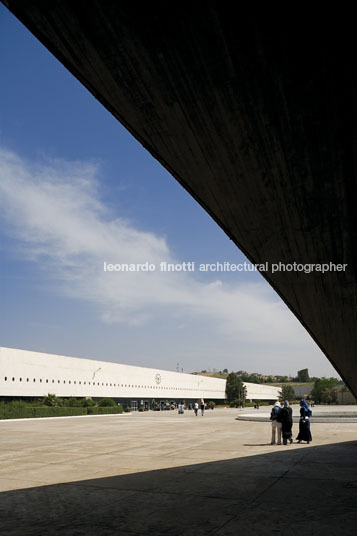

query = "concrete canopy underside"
[3, 2, 356, 393]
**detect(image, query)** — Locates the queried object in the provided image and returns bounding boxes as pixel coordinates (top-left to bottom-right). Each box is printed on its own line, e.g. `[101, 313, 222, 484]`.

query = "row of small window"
[0, 377, 217, 391]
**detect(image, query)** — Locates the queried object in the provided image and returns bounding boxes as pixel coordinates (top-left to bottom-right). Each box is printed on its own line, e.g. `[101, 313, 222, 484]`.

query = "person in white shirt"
[194, 401, 199, 416]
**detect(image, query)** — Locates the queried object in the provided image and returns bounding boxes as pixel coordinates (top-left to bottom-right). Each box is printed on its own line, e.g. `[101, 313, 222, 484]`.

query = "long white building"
[0, 347, 279, 408]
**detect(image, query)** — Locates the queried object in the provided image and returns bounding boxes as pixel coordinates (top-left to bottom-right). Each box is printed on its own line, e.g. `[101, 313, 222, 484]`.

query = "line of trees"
[218, 368, 313, 384]
[278, 377, 343, 404]
[226, 371, 343, 406]
[311, 378, 341, 404]
[42, 394, 117, 407]
[210, 367, 340, 386]
[0, 395, 123, 420]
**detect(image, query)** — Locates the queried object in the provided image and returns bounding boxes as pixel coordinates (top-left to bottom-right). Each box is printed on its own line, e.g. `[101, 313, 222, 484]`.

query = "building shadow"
[1, 441, 357, 535]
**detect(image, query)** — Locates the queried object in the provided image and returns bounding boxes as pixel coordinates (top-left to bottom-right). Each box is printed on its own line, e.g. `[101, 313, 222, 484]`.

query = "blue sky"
[0, 6, 339, 377]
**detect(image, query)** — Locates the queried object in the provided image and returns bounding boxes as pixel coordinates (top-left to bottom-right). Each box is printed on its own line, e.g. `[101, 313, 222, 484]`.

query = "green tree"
[225, 373, 246, 403]
[321, 387, 338, 404]
[249, 375, 262, 384]
[42, 393, 63, 407]
[311, 377, 339, 403]
[297, 368, 310, 382]
[80, 397, 96, 407]
[278, 384, 295, 402]
[98, 397, 116, 407]
[64, 397, 78, 407]
[241, 374, 262, 384]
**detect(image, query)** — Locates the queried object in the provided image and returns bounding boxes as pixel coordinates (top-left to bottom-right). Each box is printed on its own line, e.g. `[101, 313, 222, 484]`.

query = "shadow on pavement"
[1, 441, 357, 536]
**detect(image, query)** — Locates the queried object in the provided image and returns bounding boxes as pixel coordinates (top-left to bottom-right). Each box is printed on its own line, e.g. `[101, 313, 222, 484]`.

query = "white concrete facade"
[0, 347, 280, 401]
[243, 382, 280, 401]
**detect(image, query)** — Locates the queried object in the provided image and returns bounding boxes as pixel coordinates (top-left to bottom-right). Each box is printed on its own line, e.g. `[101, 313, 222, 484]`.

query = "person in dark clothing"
[296, 399, 312, 443]
[279, 400, 293, 445]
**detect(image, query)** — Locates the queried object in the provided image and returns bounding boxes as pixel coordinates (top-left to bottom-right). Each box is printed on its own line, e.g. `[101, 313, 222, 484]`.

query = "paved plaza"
[0, 406, 357, 535]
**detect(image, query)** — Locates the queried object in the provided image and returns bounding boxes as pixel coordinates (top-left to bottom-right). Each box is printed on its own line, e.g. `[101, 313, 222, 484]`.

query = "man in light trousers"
[270, 401, 282, 445]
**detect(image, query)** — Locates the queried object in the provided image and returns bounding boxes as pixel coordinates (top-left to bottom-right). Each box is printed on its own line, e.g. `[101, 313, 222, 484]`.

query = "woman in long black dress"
[279, 400, 293, 445]
[296, 399, 312, 443]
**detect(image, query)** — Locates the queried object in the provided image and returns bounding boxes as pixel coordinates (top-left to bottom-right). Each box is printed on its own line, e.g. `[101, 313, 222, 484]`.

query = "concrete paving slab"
[0, 407, 356, 535]
[11, 451, 97, 465]
[0, 477, 48, 493]
[157, 471, 279, 501]
[213, 504, 357, 536]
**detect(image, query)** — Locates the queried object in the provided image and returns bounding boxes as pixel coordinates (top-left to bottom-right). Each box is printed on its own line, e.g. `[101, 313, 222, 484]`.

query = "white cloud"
[0, 148, 323, 353]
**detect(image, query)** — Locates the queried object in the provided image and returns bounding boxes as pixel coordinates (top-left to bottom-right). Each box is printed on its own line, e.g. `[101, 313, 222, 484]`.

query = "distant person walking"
[279, 400, 293, 445]
[296, 399, 312, 444]
[194, 401, 199, 416]
[270, 401, 282, 445]
[200, 399, 205, 416]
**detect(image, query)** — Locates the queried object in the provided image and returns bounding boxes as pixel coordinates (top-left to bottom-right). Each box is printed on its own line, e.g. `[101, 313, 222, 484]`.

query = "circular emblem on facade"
[155, 373, 161, 385]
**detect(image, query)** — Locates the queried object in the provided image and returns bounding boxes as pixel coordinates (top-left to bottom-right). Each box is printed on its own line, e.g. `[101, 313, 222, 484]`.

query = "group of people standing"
[270, 399, 312, 445]
[178, 400, 205, 416]
[193, 400, 205, 416]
